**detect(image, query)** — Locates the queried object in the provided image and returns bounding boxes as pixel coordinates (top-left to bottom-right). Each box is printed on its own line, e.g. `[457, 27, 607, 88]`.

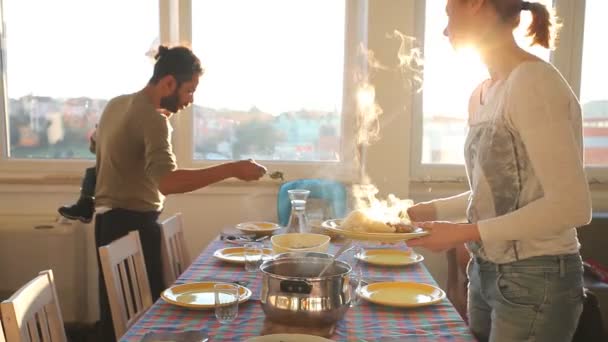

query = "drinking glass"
[214, 283, 239, 324]
[348, 245, 364, 307]
[244, 242, 264, 272]
[350, 265, 363, 307]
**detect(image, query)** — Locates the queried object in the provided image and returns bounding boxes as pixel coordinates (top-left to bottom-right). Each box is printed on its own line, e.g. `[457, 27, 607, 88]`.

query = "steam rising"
[352, 30, 423, 220]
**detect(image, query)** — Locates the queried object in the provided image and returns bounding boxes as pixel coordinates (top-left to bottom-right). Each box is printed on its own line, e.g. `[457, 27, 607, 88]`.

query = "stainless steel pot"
[273, 251, 333, 260]
[259, 256, 352, 326]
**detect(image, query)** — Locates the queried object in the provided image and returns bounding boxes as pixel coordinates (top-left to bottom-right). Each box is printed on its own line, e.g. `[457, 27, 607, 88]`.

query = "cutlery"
[254, 235, 270, 242]
[318, 240, 354, 277]
[360, 276, 396, 285]
[224, 239, 247, 246]
[267, 170, 284, 180]
[223, 234, 270, 245]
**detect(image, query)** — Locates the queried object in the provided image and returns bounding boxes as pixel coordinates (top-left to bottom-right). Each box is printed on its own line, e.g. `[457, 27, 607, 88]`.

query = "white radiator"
[0, 215, 99, 324]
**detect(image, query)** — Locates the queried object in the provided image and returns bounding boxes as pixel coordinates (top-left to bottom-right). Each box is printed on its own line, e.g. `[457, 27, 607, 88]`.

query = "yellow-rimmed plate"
[245, 334, 334, 342]
[358, 282, 445, 308]
[321, 219, 429, 242]
[355, 249, 424, 266]
[213, 247, 273, 264]
[161, 282, 252, 309]
[246, 334, 334, 342]
[235, 221, 282, 236]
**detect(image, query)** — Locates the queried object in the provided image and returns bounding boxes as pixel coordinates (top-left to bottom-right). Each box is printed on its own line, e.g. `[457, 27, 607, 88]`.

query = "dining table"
[120, 235, 476, 341]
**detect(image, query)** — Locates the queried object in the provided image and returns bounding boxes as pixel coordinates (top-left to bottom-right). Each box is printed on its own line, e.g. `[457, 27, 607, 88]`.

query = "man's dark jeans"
[94, 209, 163, 342]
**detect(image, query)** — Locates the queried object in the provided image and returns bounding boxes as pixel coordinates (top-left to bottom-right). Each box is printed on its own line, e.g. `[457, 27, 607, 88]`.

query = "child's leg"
[58, 166, 96, 223]
[81, 166, 96, 198]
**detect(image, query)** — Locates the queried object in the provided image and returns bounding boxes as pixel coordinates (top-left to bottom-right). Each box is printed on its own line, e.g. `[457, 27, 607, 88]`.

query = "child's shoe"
[58, 196, 94, 223]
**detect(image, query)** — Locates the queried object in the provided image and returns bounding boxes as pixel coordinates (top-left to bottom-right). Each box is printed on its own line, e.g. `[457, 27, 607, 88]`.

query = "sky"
[4, 0, 604, 116]
[4, 0, 157, 100]
[191, 0, 345, 114]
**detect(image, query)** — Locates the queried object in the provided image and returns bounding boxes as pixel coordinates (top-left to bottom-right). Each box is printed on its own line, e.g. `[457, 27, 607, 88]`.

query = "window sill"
[0, 173, 355, 196]
[0, 174, 82, 186]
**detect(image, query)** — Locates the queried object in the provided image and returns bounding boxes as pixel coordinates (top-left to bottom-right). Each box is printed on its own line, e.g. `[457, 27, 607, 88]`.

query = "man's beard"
[160, 88, 180, 113]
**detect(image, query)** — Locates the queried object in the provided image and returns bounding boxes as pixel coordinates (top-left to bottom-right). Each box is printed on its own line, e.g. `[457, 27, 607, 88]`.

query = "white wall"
[1, 0, 607, 290]
[0, 181, 606, 291]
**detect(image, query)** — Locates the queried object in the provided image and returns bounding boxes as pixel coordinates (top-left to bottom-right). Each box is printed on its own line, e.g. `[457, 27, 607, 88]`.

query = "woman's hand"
[407, 201, 437, 222]
[408, 222, 480, 253]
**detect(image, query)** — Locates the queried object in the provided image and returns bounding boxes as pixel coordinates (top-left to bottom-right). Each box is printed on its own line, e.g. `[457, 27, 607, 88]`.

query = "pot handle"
[280, 280, 312, 294]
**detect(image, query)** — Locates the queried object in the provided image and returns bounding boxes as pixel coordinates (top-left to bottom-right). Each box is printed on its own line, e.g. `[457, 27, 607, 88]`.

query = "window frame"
[170, 0, 368, 183]
[0, 0, 369, 183]
[0, 0, 163, 176]
[1, 0, 603, 185]
[410, 0, 607, 183]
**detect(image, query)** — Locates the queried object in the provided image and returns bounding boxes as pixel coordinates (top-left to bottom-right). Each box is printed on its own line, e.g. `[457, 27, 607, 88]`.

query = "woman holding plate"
[407, 1, 591, 341]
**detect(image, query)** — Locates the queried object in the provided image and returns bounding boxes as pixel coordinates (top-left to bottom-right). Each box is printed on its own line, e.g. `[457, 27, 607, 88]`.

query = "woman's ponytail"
[521, 1, 559, 49]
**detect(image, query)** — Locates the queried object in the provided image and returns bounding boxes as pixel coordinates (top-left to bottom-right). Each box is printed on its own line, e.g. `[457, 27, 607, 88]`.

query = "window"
[580, 0, 608, 166]
[190, 0, 345, 162]
[419, 0, 551, 165]
[2, 0, 158, 160]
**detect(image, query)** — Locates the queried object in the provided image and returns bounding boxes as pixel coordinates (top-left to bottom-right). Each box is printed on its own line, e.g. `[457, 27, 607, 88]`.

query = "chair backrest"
[277, 179, 348, 227]
[0, 318, 5, 342]
[572, 288, 607, 342]
[0, 270, 67, 342]
[445, 245, 469, 322]
[160, 213, 191, 286]
[98, 231, 153, 339]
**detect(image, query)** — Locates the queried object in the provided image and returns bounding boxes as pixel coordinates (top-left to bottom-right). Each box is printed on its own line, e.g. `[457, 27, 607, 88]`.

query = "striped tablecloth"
[120, 240, 475, 341]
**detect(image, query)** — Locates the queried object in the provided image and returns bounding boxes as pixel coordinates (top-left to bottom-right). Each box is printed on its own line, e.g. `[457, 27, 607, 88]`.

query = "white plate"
[245, 334, 334, 342]
[213, 246, 273, 264]
[235, 221, 281, 235]
[355, 249, 424, 266]
[321, 219, 429, 242]
[358, 281, 446, 308]
[160, 282, 251, 309]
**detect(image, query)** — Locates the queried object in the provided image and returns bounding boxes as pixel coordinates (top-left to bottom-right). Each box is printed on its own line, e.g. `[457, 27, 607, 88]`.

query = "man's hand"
[407, 201, 437, 222]
[232, 159, 267, 181]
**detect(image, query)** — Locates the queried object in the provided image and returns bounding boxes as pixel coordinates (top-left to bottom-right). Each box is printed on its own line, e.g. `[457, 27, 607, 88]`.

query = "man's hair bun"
[154, 45, 170, 60]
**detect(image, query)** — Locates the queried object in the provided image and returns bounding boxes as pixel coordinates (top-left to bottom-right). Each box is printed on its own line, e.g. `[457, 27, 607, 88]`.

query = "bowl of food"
[235, 221, 282, 236]
[270, 233, 331, 254]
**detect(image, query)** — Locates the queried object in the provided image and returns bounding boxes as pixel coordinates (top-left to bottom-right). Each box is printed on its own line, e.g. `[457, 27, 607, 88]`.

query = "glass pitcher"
[285, 189, 310, 233]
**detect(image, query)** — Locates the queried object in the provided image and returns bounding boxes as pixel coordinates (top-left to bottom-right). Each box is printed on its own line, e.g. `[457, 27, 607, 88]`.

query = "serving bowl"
[270, 233, 330, 254]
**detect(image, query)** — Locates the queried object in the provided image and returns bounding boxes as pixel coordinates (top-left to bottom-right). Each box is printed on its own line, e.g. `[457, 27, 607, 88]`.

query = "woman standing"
[408, 1, 592, 341]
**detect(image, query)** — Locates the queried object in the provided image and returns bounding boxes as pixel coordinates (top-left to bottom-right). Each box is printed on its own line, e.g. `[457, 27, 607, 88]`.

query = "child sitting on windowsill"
[58, 128, 96, 223]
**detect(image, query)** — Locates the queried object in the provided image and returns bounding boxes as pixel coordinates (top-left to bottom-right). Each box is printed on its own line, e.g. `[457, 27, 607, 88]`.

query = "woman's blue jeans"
[467, 254, 584, 342]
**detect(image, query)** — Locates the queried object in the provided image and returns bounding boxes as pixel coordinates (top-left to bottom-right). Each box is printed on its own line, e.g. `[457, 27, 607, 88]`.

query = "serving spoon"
[317, 239, 354, 277]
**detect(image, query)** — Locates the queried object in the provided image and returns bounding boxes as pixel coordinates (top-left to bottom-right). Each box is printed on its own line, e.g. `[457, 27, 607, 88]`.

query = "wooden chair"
[0, 270, 67, 342]
[160, 213, 191, 286]
[0, 319, 5, 342]
[98, 231, 153, 339]
[446, 244, 470, 322]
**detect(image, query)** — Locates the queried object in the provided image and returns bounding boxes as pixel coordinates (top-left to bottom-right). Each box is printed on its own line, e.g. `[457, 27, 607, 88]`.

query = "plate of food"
[161, 282, 252, 309]
[235, 221, 282, 236]
[321, 209, 428, 242]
